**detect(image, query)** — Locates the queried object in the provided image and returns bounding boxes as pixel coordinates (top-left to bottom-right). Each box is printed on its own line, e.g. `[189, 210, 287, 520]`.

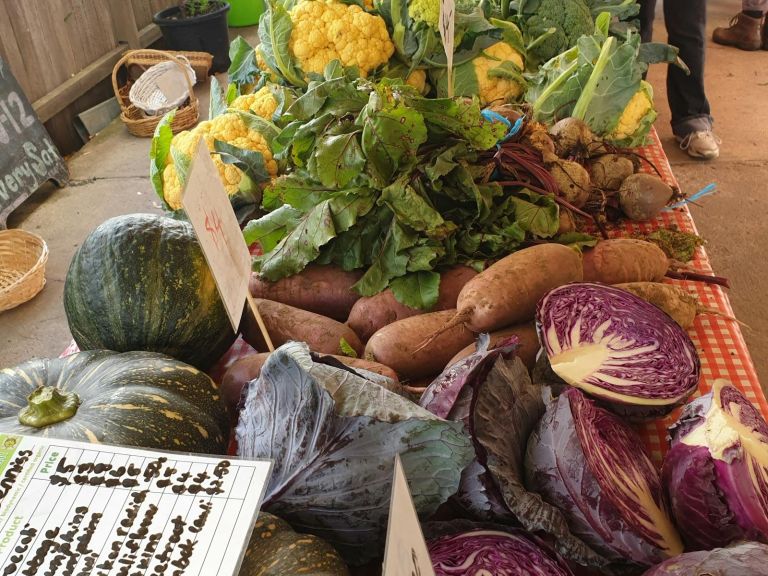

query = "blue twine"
[664, 183, 717, 210]
[481, 110, 525, 146]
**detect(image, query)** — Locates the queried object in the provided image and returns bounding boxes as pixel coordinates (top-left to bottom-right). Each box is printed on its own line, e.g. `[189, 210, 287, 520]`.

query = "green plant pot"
[227, 0, 265, 27]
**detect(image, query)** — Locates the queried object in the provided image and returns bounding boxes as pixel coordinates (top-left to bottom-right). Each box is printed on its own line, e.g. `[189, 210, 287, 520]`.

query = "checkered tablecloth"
[613, 129, 767, 464]
[61, 129, 765, 466]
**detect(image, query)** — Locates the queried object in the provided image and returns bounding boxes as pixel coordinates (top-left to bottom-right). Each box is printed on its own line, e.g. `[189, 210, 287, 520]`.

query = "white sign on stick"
[0, 433, 271, 576]
[382, 455, 436, 576]
[182, 139, 252, 331]
[438, 0, 456, 98]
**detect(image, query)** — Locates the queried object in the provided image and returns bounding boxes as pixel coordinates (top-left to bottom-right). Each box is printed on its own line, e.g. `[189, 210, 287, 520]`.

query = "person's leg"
[664, 0, 719, 159]
[637, 0, 657, 43]
[713, 0, 763, 50]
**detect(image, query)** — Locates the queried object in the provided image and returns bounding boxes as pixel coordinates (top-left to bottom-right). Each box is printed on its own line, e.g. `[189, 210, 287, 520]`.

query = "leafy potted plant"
[154, 0, 232, 73]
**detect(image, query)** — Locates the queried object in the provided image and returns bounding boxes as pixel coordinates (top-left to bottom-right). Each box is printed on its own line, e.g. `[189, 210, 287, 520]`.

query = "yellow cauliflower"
[162, 113, 278, 210]
[408, 0, 438, 29]
[406, 69, 428, 95]
[231, 87, 279, 120]
[472, 42, 526, 106]
[288, 0, 394, 77]
[609, 80, 657, 145]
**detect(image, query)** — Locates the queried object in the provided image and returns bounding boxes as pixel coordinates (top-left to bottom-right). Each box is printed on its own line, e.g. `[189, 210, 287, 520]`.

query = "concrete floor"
[1, 1, 767, 390]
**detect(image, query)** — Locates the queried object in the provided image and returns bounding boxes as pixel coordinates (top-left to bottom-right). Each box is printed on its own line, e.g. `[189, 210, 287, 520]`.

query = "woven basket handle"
[111, 49, 199, 114]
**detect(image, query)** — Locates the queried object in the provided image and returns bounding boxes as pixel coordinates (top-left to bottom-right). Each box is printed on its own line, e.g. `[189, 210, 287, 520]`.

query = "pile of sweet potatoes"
[225, 236, 713, 409]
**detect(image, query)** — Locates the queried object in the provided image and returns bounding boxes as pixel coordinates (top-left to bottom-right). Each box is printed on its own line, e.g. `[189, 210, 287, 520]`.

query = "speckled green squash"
[0, 351, 229, 453]
[240, 513, 349, 576]
[64, 213, 236, 370]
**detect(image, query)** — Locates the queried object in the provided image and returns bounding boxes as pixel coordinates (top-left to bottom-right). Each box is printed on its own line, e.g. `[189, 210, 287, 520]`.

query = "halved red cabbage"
[662, 379, 768, 550]
[428, 529, 574, 576]
[526, 387, 683, 567]
[536, 283, 700, 419]
[641, 542, 768, 576]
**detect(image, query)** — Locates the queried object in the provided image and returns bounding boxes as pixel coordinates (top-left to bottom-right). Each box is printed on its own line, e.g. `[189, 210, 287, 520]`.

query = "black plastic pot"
[154, 2, 232, 73]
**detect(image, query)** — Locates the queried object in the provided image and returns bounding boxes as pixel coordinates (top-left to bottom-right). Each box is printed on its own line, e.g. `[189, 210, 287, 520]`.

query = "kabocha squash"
[0, 351, 229, 454]
[64, 214, 236, 370]
[240, 513, 349, 576]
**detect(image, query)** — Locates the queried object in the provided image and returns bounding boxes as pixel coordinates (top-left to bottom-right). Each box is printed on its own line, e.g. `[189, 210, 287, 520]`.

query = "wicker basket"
[0, 229, 49, 313]
[128, 55, 196, 116]
[122, 50, 212, 83]
[112, 49, 200, 138]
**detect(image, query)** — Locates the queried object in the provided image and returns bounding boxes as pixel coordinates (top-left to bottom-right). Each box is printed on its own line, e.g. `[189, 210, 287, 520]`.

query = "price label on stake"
[0, 433, 272, 576]
[181, 139, 274, 350]
[382, 455, 436, 576]
[439, 0, 455, 98]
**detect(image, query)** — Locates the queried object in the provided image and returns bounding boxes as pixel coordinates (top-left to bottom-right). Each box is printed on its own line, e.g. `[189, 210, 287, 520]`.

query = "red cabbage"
[526, 387, 683, 568]
[662, 379, 768, 549]
[536, 283, 700, 420]
[428, 529, 574, 576]
[641, 542, 768, 576]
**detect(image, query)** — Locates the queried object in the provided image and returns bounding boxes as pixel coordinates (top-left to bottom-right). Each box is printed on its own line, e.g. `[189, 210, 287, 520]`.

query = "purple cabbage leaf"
[236, 342, 474, 564]
[526, 387, 683, 569]
[536, 283, 700, 420]
[420, 335, 609, 568]
[662, 379, 768, 550]
[641, 542, 768, 576]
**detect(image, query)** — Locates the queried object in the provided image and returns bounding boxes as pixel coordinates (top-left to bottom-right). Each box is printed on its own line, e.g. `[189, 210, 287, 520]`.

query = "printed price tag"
[0, 434, 271, 575]
[438, 0, 456, 98]
[182, 139, 252, 331]
[382, 455, 435, 576]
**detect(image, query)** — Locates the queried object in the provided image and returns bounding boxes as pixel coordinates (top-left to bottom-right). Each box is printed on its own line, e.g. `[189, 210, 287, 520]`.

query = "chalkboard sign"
[0, 56, 68, 228]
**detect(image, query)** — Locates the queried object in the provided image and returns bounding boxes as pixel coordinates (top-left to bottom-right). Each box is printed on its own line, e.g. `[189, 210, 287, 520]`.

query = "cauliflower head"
[524, 0, 593, 64]
[473, 42, 526, 105]
[288, 0, 394, 77]
[231, 87, 279, 120]
[609, 80, 657, 145]
[406, 69, 428, 95]
[162, 113, 278, 210]
[408, 0, 439, 29]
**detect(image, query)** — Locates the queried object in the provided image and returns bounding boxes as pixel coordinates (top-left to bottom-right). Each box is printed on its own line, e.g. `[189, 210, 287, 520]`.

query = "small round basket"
[128, 55, 196, 116]
[112, 49, 200, 138]
[0, 229, 49, 313]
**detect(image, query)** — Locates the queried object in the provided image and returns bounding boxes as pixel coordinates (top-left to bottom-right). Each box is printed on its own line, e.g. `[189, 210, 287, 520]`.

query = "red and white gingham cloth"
[61, 129, 766, 466]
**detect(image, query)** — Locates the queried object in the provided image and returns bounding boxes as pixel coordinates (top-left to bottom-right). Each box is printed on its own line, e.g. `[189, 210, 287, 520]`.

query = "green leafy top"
[243, 74, 566, 309]
[527, 14, 685, 141]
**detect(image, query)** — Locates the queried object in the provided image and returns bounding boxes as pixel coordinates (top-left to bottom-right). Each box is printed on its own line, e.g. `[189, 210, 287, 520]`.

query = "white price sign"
[382, 455, 435, 576]
[181, 139, 252, 332]
[0, 434, 271, 575]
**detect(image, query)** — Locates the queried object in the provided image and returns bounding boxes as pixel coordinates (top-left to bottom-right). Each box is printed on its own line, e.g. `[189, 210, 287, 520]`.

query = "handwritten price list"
[0, 435, 271, 576]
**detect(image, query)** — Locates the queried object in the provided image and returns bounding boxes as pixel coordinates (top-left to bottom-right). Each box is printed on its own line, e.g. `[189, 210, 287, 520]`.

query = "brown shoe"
[713, 13, 763, 51]
[763, 17, 768, 49]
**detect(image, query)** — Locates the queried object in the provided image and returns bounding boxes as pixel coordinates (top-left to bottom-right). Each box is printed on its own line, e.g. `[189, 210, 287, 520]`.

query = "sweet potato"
[436, 244, 583, 337]
[582, 239, 668, 284]
[242, 299, 364, 356]
[365, 309, 475, 380]
[346, 266, 478, 342]
[221, 352, 399, 419]
[249, 265, 363, 321]
[447, 322, 540, 370]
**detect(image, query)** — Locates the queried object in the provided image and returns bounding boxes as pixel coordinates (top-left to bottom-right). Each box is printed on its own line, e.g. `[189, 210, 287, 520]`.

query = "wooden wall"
[0, 0, 177, 154]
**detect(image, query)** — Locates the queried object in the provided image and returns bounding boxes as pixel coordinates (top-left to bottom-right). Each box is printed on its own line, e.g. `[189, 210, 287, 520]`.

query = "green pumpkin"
[0, 351, 229, 453]
[240, 513, 349, 576]
[64, 213, 236, 370]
